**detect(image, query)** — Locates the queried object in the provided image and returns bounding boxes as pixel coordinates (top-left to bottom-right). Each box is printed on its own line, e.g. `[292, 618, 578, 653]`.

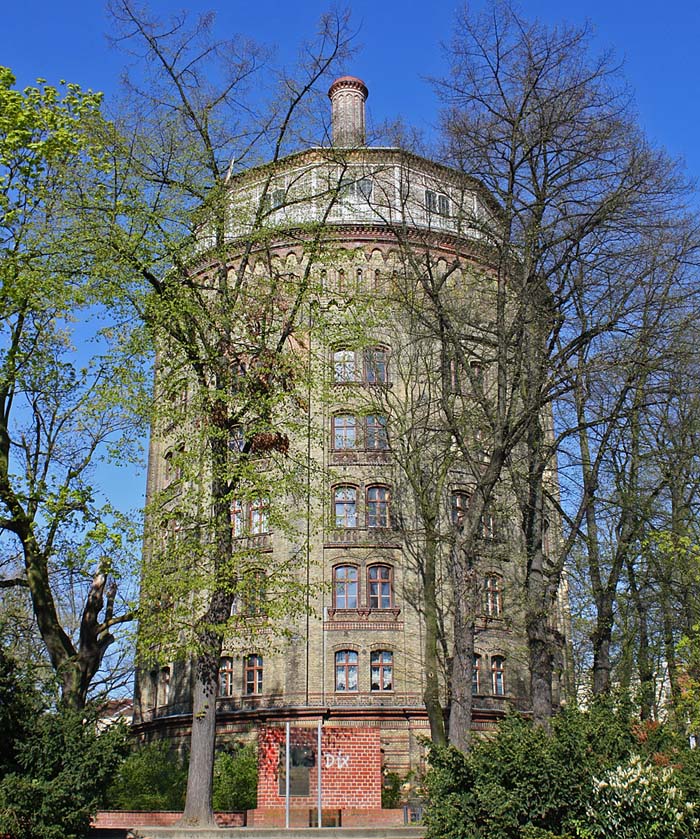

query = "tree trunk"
[180, 650, 219, 826]
[423, 533, 446, 745]
[447, 542, 475, 751]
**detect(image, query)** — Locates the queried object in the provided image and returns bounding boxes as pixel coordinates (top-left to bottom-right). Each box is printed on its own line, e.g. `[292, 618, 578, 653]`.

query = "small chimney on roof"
[328, 76, 368, 147]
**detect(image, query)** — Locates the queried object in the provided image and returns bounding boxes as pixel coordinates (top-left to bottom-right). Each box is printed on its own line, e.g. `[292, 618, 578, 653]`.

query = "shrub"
[577, 755, 699, 839]
[424, 701, 640, 839]
[212, 742, 258, 812]
[0, 707, 129, 839]
[105, 740, 187, 811]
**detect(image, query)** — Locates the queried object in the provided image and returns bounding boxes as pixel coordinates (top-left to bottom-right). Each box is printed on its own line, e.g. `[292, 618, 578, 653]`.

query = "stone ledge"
[127, 829, 425, 839]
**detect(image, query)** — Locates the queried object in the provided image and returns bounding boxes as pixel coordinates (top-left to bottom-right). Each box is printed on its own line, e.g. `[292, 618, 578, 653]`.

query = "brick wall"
[91, 811, 245, 828]
[257, 725, 382, 810]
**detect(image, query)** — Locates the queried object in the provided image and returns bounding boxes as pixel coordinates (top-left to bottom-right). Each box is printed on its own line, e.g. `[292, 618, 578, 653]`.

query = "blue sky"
[3, 0, 699, 511]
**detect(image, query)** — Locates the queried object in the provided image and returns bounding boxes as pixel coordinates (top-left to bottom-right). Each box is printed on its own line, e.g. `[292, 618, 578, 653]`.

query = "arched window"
[370, 650, 393, 691]
[368, 564, 393, 609]
[333, 565, 358, 609]
[472, 654, 481, 695]
[335, 650, 358, 692]
[334, 485, 358, 528]
[365, 414, 388, 450]
[484, 575, 503, 617]
[491, 656, 505, 696]
[219, 657, 235, 697]
[367, 485, 390, 528]
[451, 491, 469, 527]
[364, 347, 388, 384]
[333, 348, 356, 382]
[332, 414, 357, 449]
[244, 654, 263, 695]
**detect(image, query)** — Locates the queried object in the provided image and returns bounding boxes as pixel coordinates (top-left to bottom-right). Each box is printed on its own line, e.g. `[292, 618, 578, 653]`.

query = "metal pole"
[317, 719, 322, 827]
[285, 721, 291, 829]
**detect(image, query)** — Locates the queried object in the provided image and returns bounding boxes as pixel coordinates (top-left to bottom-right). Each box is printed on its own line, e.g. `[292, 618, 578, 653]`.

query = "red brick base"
[91, 811, 245, 829]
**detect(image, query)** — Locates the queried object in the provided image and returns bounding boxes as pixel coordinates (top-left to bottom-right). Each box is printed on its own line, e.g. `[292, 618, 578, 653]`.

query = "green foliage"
[212, 742, 258, 812]
[382, 771, 403, 809]
[423, 702, 652, 839]
[105, 740, 187, 811]
[0, 648, 42, 775]
[0, 706, 129, 839]
[577, 755, 699, 839]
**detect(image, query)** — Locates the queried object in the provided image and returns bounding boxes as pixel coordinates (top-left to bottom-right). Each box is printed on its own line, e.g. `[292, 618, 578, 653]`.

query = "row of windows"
[335, 649, 393, 692]
[231, 498, 270, 536]
[220, 655, 263, 696]
[473, 654, 506, 696]
[218, 650, 395, 695]
[333, 564, 394, 609]
[333, 347, 389, 385]
[331, 564, 503, 616]
[332, 413, 388, 450]
[156, 649, 507, 706]
[262, 177, 451, 217]
[334, 484, 390, 529]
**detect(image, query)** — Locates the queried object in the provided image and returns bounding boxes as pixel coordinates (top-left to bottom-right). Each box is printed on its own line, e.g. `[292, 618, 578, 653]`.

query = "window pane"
[368, 565, 392, 609]
[370, 650, 393, 691]
[451, 492, 469, 526]
[333, 415, 356, 449]
[492, 656, 505, 696]
[367, 486, 390, 528]
[250, 498, 269, 534]
[333, 350, 356, 382]
[365, 348, 388, 384]
[334, 565, 358, 609]
[334, 486, 357, 527]
[366, 415, 388, 450]
[335, 650, 358, 692]
[472, 655, 480, 695]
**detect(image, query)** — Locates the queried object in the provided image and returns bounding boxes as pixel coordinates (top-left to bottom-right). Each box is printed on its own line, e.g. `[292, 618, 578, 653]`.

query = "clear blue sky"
[3, 0, 699, 510]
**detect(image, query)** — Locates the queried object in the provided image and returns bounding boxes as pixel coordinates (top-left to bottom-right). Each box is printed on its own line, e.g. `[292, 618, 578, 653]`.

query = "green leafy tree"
[0, 67, 145, 708]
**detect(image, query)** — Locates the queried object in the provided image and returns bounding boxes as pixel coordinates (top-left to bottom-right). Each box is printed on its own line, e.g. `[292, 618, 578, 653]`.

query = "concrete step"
[128, 828, 425, 839]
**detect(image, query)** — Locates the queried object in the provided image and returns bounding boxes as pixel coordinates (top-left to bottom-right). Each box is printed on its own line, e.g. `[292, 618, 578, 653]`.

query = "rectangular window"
[367, 486, 390, 528]
[250, 498, 269, 534]
[333, 415, 357, 450]
[365, 414, 388, 450]
[451, 492, 469, 527]
[333, 349, 357, 383]
[335, 650, 359, 691]
[219, 657, 235, 697]
[438, 193, 450, 216]
[334, 486, 358, 528]
[231, 500, 244, 537]
[368, 565, 393, 609]
[370, 650, 393, 691]
[333, 565, 358, 609]
[244, 654, 263, 695]
[425, 189, 438, 213]
[364, 348, 388, 384]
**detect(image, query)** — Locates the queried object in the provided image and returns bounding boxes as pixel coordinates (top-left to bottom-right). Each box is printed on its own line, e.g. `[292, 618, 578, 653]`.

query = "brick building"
[132, 76, 570, 813]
